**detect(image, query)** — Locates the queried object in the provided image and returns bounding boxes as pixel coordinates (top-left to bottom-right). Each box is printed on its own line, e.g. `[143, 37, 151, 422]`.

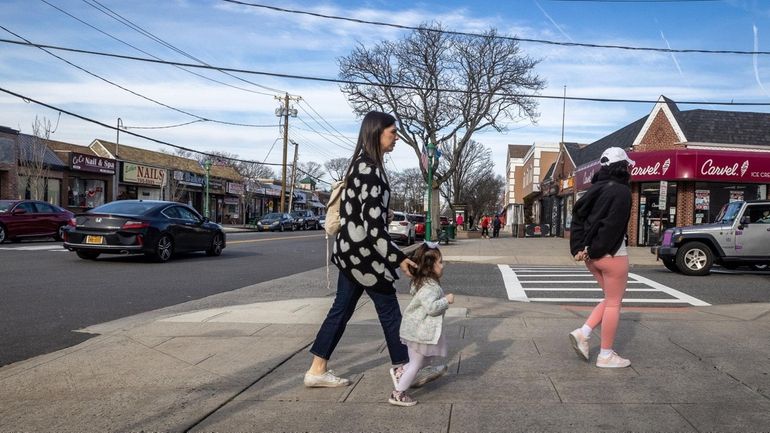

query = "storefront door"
[638, 181, 678, 246]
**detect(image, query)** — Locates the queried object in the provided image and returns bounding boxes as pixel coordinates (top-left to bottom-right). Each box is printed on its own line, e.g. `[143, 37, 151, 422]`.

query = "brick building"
[573, 96, 770, 246]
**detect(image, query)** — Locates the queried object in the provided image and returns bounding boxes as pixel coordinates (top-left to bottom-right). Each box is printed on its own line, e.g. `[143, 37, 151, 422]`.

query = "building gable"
[633, 96, 687, 149]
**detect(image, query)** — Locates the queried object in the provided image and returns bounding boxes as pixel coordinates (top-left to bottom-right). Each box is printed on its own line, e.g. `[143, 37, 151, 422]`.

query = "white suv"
[388, 211, 415, 245]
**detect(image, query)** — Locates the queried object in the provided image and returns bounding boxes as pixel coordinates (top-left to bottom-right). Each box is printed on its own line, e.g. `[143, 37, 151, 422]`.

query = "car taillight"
[68, 218, 77, 227]
[122, 220, 150, 229]
[399, 221, 408, 226]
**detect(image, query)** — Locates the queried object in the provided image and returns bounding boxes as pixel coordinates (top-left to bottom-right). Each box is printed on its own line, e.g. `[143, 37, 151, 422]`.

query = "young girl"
[388, 242, 454, 406]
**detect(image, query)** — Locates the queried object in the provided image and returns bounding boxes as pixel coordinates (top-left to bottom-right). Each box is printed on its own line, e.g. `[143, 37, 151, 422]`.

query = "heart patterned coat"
[331, 156, 407, 292]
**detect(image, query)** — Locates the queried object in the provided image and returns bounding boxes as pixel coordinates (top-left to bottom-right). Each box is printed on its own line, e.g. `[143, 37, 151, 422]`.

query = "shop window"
[69, 178, 105, 208]
[694, 183, 766, 224]
[18, 175, 60, 204]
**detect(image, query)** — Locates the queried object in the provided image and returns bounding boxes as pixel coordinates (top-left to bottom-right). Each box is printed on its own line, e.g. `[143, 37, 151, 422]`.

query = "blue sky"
[2, 0, 770, 181]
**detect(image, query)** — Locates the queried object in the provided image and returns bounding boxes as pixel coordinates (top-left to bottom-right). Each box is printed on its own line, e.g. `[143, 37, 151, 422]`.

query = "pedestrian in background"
[304, 111, 417, 387]
[568, 147, 634, 368]
[388, 242, 454, 406]
[456, 213, 464, 231]
[480, 214, 490, 238]
[492, 214, 501, 238]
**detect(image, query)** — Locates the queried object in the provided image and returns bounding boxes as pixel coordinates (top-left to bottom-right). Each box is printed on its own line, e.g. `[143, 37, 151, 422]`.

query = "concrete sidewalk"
[1, 236, 769, 432]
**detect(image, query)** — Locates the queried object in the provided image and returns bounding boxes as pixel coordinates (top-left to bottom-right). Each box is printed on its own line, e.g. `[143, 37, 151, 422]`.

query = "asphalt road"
[1, 232, 769, 366]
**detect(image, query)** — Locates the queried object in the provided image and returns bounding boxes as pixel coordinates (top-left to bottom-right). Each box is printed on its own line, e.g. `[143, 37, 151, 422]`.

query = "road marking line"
[628, 272, 711, 306]
[0, 245, 63, 251]
[228, 233, 323, 244]
[527, 298, 694, 304]
[498, 264, 529, 302]
[523, 287, 658, 292]
[517, 280, 645, 284]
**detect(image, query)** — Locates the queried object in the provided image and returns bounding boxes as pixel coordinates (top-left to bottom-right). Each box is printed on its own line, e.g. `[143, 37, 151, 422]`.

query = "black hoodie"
[570, 168, 632, 259]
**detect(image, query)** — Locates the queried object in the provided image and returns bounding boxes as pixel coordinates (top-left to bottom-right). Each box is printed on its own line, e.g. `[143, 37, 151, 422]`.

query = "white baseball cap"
[599, 147, 635, 166]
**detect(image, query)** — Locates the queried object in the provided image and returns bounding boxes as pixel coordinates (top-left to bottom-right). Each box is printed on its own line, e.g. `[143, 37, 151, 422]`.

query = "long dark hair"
[347, 111, 396, 175]
[409, 243, 442, 291]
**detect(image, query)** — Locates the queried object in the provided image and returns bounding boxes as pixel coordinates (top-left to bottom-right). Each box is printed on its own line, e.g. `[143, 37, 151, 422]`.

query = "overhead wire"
[40, 0, 272, 97]
[4, 37, 770, 106]
[0, 85, 285, 167]
[0, 26, 277, 128]
[221, 0, 770, 56]
[83, 0, 287, 95]
[298, 100, 357, 146]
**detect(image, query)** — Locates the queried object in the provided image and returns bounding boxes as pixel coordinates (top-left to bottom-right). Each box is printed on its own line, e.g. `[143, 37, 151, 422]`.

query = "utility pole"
[288, 139, 299, 212]
[275, 93, 299, 213]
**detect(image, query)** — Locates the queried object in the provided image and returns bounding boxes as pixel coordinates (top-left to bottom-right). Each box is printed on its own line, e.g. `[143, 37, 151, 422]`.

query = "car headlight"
[271, 221, 279, 225]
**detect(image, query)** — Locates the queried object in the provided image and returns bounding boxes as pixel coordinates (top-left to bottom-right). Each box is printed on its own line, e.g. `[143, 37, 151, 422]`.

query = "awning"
[575, 149, 770, 190]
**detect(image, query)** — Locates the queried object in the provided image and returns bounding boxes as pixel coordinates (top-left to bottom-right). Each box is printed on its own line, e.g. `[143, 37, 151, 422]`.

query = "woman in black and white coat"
[304, 111, 417, 388]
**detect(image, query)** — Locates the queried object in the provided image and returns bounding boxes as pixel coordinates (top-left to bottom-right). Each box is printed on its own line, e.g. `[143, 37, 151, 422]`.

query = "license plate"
[263, 225, 270, 230]
[85, 235, 104, 244]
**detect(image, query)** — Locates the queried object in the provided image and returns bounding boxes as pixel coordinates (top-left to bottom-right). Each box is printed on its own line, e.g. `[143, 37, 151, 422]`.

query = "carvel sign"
[575, 149, 770, 190]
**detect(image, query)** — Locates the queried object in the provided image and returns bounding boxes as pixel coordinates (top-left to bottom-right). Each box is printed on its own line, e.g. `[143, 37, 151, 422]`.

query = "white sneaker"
[569, 329, 590, 361]
[596, 351, 631, 368]
[303, 369, 350, 387]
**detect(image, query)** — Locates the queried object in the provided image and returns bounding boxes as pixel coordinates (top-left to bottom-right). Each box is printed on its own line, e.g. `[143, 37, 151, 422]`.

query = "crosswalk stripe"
[497, 264, 528, 302]
[0, 245, 63, 251]
[527, 298, 693, 304]
[628, 272, 710, 306]
[498, 265, 710, 306]
[524, 287, 659, 292]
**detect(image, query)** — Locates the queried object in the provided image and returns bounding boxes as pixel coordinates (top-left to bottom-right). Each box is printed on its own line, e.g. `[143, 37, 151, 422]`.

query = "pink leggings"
[584, 255, 629, 350]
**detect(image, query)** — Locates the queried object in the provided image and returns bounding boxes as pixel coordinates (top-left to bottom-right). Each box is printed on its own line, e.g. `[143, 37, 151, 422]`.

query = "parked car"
[0, 199, 74, 243]
[388, 211, 415, 245]
[290, 210, 320, 230]
[410, 213, 426, 239]
[63, 200, 225, 262]
[653, 200, 770, 275]
[257, 212, 295, 232]
[319, 214, 326, 229]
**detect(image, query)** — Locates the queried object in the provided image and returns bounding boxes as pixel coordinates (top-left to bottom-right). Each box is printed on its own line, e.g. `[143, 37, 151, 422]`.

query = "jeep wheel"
[661, 257, 680, 273]
[675, 241, 713, 276]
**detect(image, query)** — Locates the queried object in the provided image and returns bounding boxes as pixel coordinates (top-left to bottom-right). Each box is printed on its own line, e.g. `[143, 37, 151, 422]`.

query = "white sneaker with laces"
[303, 369, 350, 387]
[569, 328, 590, 361]
[596, 351, 631, 368]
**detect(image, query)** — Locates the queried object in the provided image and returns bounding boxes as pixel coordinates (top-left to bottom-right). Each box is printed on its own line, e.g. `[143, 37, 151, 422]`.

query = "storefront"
[170, 170, 204, 211]
[575, 149, 770, 246]
[66, 152, 116, 211]
[225, 181, 244, 224]
[118, 161, 166, 201]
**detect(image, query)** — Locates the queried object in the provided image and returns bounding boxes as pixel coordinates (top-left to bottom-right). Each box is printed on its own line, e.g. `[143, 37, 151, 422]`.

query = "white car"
[388, 211, 415, 245]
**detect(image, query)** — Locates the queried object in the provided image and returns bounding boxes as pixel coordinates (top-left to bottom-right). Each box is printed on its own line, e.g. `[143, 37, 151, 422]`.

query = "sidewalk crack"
[547, 376, 563, 403]
[670, 403, 701, 432]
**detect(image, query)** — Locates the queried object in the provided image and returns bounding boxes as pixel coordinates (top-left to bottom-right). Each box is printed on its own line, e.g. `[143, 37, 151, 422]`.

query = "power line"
[298, 100, 357, 146]
[221, 0, 765, 55]
[40, 0, 274, 97]
[5, 37, 768, 107]
[82, 0, 287, 95]
[0, 85, 285, 167]
[0, 26, 277, 128]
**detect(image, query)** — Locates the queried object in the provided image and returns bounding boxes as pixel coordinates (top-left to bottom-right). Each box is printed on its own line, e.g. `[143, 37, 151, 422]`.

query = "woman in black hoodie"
[568, 147, 634, 368]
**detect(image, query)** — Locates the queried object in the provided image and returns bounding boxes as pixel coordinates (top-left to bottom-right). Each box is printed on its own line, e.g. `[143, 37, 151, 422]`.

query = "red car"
[0, 199, 75, 243]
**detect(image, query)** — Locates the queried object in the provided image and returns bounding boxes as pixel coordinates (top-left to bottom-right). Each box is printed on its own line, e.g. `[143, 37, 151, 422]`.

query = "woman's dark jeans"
[310, 272, 408, 365]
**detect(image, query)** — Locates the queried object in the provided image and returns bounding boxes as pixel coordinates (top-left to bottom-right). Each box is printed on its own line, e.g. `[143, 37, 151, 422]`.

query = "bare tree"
[464, 172, 506, 226]
[389, 167, 424, 212]
[438, 139, 493, 217]
[325, 157, 350, 182]
[293, 161, 325, 187]
[18, 116, 53, 200]
[339, 23, 544, 224]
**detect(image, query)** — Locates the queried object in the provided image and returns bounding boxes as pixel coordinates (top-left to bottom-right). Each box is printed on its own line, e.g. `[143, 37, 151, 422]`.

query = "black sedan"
[256, 212, 295, 232]
[63, 200, 225, 262]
